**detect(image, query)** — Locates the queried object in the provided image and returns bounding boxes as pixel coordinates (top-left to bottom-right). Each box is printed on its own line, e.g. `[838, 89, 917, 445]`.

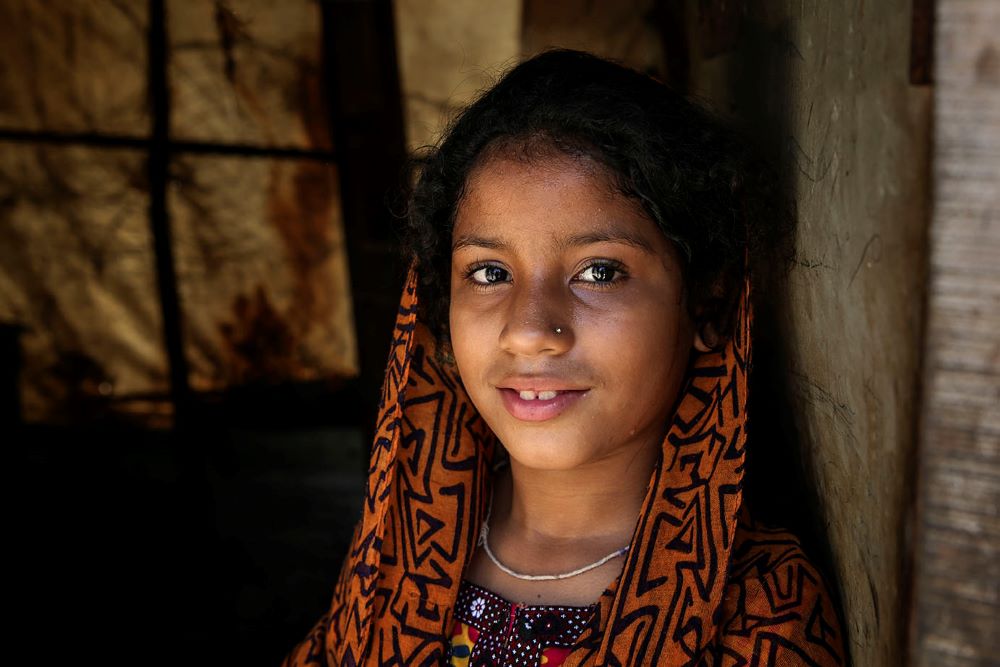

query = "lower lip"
[498, 388, 589, 422]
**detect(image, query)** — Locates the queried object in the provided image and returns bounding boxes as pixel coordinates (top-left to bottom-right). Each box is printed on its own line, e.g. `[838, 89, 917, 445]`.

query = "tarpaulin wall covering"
[0, 0, 357, 426]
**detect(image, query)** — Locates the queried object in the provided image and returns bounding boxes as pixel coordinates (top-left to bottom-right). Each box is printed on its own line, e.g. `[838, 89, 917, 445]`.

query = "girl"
[284, 49, 845, 666]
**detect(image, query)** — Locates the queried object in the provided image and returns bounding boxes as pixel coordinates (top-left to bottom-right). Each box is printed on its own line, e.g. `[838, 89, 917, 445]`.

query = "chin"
[496, 430, 599, 471]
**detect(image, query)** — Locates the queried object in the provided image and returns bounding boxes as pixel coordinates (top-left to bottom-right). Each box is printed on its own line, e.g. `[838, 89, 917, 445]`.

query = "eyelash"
[463, 260, 629, 291]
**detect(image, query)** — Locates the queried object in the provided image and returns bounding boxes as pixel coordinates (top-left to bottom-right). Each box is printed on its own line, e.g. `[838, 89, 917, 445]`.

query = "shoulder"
[711, 508, 847, 666]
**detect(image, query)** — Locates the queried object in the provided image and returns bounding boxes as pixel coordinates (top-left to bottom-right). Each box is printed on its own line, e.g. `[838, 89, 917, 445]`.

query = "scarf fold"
[283, 268, 845, 666]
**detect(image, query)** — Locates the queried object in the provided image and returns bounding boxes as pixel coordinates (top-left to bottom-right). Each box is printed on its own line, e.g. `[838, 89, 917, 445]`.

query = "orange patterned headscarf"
[283, 268, 845, 666]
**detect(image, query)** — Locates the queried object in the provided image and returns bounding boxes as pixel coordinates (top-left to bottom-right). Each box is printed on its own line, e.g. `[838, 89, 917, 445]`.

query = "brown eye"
[576, 261, 625, 285]
[469, 264, 511, 285]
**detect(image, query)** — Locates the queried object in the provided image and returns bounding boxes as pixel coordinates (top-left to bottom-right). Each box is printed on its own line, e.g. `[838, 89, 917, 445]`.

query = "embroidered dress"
[448, 580, 594, 667]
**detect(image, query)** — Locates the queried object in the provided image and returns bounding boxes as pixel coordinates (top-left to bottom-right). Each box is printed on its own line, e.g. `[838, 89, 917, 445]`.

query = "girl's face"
[449, 155, 695, 472]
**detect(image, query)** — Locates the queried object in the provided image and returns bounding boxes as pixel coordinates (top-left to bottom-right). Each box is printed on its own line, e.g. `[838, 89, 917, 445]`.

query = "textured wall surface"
[0, 145, 169, 423]
[910, 1, 1000, 664]
[393, 0, 668, 151]
[169, 0, 331, 150]
[765, 6, 928, 666]
[688, 4, 932, 665]
[0, 1, 149, 135]
[168, 0, 357, 391]
[522, 0, 664, 75]
[393, 0, 521, 150]
[170, 155, 356, 391]
[782, 15, 930, 661]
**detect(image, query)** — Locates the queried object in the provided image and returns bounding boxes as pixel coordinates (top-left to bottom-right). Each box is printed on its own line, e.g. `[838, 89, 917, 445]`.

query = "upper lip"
[496, 376, 591, 392]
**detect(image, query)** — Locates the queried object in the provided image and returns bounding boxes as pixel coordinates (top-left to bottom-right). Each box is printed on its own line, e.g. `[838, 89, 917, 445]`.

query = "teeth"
[517, 390, 559, 401]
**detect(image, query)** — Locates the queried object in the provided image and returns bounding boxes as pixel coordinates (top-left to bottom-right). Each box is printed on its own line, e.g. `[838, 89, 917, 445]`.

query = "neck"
[494, 437, 660, 546]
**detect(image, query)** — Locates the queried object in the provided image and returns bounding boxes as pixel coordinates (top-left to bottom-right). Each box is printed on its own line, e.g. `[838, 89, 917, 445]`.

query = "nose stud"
[554, 327, 563, 334]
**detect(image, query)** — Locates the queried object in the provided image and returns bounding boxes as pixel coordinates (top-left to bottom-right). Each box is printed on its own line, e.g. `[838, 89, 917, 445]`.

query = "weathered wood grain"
[910, 1, 1000, 664]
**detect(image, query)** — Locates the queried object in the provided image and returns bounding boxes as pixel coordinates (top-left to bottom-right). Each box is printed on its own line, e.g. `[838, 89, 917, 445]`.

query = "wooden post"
[909, 1, 1000, 664]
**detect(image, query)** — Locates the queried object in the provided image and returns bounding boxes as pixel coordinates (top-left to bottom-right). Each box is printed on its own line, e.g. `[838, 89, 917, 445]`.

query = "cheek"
[591, 294, 690, 403]
[448, 306, 468, 371]
[449, 298, 492, 384]
[590, 284, 685, 349]
[448, 283, 470, 355]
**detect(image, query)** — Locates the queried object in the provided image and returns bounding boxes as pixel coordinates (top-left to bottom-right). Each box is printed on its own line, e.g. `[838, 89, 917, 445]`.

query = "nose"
[498, 277, 574, 357]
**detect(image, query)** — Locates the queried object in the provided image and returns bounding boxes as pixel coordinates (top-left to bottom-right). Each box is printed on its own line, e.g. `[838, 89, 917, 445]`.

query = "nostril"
[499, 324, 573, 356]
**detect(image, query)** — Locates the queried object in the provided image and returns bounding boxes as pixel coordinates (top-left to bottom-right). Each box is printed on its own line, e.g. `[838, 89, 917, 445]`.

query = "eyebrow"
[562, 230, 656, 254]
[451, 234, 512, 252]
[452, 229, 656, 254]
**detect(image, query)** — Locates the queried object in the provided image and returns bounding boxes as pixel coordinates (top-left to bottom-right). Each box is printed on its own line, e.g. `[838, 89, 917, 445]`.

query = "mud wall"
[687, 4, 932, 665]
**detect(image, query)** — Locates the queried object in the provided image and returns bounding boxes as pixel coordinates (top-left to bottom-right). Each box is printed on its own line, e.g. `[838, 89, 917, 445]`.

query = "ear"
[693, 321, 720, 353]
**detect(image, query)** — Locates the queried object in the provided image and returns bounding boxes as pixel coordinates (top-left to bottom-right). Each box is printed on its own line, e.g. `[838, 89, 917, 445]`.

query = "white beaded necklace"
[477, 493, 630, 581]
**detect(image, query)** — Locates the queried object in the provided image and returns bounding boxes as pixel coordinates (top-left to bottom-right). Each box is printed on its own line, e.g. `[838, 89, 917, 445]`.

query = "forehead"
[453, 155, 660, 250]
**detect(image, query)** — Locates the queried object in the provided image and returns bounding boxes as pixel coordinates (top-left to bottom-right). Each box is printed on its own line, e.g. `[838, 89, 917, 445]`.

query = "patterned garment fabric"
[282, 267, 846, 666]
[448, 580, 594, 667]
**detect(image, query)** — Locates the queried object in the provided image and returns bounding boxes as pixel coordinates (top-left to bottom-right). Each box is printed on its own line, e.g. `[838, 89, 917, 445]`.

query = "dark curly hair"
[402, 49, 788, 347]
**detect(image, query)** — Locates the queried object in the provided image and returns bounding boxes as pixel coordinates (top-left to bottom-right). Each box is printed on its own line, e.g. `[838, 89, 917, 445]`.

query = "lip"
[496, 375, 590, 393]
[498, 387, 589, 422]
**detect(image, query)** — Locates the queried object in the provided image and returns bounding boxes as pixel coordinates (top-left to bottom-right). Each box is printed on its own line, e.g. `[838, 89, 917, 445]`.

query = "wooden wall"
[910, 1, 1000, 664]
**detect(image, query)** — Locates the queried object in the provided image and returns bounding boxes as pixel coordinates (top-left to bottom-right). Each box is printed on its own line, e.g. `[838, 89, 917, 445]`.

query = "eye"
[575, 261, 626, 286]
[467, 263, 511, 286]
